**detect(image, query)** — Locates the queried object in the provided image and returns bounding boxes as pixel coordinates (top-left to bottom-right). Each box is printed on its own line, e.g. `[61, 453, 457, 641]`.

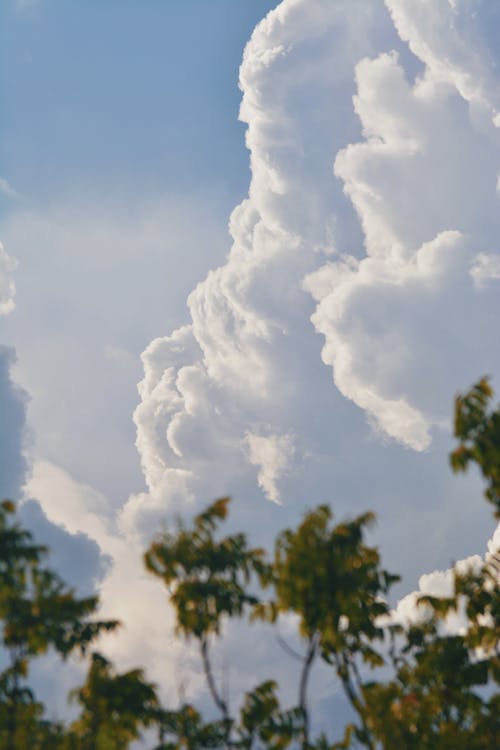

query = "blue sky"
[0, 0, 278, 503]
[0, 0, 276, 205]
[1, 0, 500, 736]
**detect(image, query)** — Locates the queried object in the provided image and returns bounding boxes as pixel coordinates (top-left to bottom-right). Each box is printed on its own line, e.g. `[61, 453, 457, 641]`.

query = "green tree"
[143, 499, 398, 749]
[68, 652, 159, 749]
[153, 703, 227, 750]
[145, 378, 500, 750]
[1, 376, 498, 748]
[0, 499, 118, 749]
[344, 377, 500, 749]
[259, 507, 399, 750]
[144, 498, 270, 743]
[451, 376, 500, 518]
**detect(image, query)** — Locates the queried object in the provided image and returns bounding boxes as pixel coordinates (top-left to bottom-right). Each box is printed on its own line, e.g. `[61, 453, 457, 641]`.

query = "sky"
[1, 0, 500, 737]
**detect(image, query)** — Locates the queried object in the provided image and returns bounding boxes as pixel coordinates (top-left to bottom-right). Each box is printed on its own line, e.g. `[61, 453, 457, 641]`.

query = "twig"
[200, 636, 232, 746]
[298, 632, 319, 750]
[276, 633, 306, 662]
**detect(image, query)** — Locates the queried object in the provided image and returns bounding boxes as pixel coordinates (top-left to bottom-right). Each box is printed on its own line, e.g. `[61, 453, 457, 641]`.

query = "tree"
[144, 497, 275, 747]
[263, 506, 399, 749]
[0, 499, 118, 749]
[144, 378, 500, 749]
[0, 377, 498, 747]
[451, 376, 500, 518]
[68, 652, 159, 749]
[144, 501, 399, 750]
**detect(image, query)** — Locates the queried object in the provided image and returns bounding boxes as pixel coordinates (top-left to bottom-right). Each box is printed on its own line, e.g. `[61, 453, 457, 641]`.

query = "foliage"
[0, 377, 498, 748]
[144, 498, 269, 639]
[451, 376, 500, 518]
[236, 681, 304, 750]
[0, 499, 119, 749]
[143, 378, 499, 749]
[68, 652, 159, 749]
[144, 497, 270, 744]
[154, 703, 227, 750]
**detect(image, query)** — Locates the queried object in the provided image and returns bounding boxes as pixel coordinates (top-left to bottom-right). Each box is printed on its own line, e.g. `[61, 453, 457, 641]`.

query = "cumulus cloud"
[245, 430, 295, 504]
[116, 3, 500, 590]
[25, 459, 197, 699]
[0, 344, 104, 604]
[0, 193, 230, 503]
[19, 499, 105, 592]
[0, 349, 111, 714]
[122, 0, 500, 573]
[7, 0, 500, 722]
[391, 521, 499, 636]
[118, 2, 500, 698]
[385, 0, 500, 119]
[306, 8, 500, 449]
[305, 228, 500, 449]
[122, 0, 401, 531]
[26, 459, 114, 545]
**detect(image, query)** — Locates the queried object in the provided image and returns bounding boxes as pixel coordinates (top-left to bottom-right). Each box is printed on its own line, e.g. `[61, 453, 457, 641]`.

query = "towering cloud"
[307, 0, 500, 449]
[125, 0, 397, 533]
[11, 0, 500, 709]
[126, 0, 500, 535]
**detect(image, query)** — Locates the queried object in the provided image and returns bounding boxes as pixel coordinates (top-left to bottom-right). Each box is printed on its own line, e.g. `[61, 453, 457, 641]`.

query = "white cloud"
[305, 229, 500, 450]
[25, 459, 199, 700]
[305, 20, 500, 448]
[123, 0, 399, 525]
[385, 0, 500, 120]
[0, 242, 16, 315]
[120, 0, 500, 701]
[391, 521, 499, 634]
[7, 0, 500, 729]
[118, 3, 500, 597]
[26, 459, 114, 546]
[0, 193, 230, 504]
[470, 252, 500, 287]
[245, 430, 295, 504]
[0, 177, 17, 199]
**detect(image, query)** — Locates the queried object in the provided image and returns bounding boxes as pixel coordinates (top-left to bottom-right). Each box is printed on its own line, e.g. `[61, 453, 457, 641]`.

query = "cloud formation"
[391, 520, 500, 635]
[245, 430, 295, 504]
[0, 242, 16, 315]
[306, 7, 500, 448]
[124, 0, 400, 531]
[6, 0, 500, 716]
[126, 0, 500, 535]
[0, 177, 16, 199]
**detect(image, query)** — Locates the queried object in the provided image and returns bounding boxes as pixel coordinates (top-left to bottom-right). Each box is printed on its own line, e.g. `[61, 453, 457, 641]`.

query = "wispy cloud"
[15, 0, 39, 11]
[0, 177, 17, 199]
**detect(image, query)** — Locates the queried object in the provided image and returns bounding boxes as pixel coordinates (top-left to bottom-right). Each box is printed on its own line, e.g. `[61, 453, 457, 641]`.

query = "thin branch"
[298, 631, 319, 750]
[349, 652, 364, 698]
[276, 634, 306, 662]
[334, 652, 375, 750]
[200, 636, 232, 746]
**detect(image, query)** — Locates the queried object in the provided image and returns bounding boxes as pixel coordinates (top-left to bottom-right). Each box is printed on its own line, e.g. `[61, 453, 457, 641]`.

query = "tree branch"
[276, 634, 306, 662]
[335, 652, 375, 750]
[298, 631, 319, 750]
[200, 636, 232, 745]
